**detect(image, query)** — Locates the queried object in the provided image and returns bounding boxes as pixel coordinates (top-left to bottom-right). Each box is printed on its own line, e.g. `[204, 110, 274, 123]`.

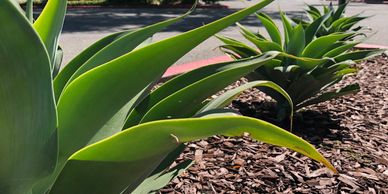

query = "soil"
[160, 54, 388, 193]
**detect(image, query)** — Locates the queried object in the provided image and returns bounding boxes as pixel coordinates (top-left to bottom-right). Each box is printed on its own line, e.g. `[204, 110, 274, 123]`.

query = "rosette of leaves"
[294, 2, 370, 37]
[217, 11, 384, 113]
[0, 0, 337, 194]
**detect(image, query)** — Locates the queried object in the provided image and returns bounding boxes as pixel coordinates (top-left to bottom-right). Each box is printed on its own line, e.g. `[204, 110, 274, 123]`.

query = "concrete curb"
[162, 43, 388, 79]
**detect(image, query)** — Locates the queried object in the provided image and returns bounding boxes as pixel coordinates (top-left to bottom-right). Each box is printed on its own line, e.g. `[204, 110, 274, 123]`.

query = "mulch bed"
[160, 54, 388, 193]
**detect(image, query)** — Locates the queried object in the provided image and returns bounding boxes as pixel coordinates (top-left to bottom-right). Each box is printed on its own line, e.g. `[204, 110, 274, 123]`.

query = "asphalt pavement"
[58, 0, 388, 65]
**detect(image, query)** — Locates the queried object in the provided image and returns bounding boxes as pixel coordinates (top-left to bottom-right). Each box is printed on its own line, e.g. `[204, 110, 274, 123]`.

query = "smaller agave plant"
[293, 2, 371, 38]
[216, 11, 385, 114]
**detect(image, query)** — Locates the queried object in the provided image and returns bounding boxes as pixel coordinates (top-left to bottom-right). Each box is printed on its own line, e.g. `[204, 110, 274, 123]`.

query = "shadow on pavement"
[33, 8, 304, 33]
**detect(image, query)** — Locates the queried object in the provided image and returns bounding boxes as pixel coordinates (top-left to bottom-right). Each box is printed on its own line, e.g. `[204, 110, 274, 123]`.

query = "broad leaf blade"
[126, 52, 278, 127]
[50, 116, 336, 194]
[0, 1, 57, 192]
[302, 33, 352, 58]
[54, 31, 131, 100]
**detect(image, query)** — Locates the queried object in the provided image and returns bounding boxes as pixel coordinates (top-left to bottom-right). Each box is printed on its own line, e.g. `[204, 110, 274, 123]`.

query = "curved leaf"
[56, 0, 275, 162]
[280, 11, 295, 47]
[54, 31, 131, 100]
[297, 84, 360, 109]
[198, 80, 294, 128]
[253, 39, 283, 52]
[124, 58, 260, 128]
[332, 2, 347, 21]
[50, 116, 336, 194]
[334, 49, 386, 62]
[256, 13, 282, 45]
[131, 144, 190, 194]
[323, 41, 359, 58]
[302, 33, 352, 58]
[66, 4, 197, 85]
[126, 52, 278, 127]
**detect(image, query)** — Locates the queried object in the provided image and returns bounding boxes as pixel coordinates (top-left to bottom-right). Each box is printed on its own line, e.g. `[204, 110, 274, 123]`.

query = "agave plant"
[217, 11, 384, 114]
[0, 0, 338, 193]
[294, 2, 370, 38]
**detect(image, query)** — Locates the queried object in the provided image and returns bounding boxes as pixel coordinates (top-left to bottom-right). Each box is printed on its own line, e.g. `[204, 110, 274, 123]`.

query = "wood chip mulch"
[160, 54, 388, 194]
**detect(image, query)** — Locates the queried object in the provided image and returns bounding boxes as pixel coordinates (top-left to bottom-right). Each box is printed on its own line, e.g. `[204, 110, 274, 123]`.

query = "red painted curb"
[162, 43, 388, 79]
[163, 55, 231, 78]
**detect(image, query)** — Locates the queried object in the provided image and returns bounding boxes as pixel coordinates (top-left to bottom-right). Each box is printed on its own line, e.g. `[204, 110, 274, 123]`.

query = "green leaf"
[236, 28, 282, 52]
[297, 84, 360, 109]
[340, 16, 368, 31]
[236, 22, 264, 40]
[133, 160, 193, 194]
[307, 4, 322, 18]
[280, 11, 295, 47]
[25, 0, 33, 22]
[219, 44, 260, 58]
[198, 80, 294, 128]
[287, 24, 305, 56]
[33, 0, 67, 66]
[305, 11, 332, 44]
[131, 144, 190, 194]
[323, 41, 359, 58]
[124, 59, 249, 128]
[66, 4, 197, 85]
[126, 52, 278, 127]
[256, 13, 282, 46]
[0, 1, 57, 193]
[50, 116, 336, 194]
[56, 0, 275, 162]
[323, 4, 331, 15]
[195, 109, 241, 118]
[140, 54, 277, 123]
[253, 39, 283, 52]
[280, 52, 332, 70]
[302, 33, 352, 58]
[334, 49, 386, 62]
[306, 9, 321, 21]
[53, 31, 131, 100]
[54, 6, 194, 100]
[198, 80, 292, 112]
[332, 2, 347, 21]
